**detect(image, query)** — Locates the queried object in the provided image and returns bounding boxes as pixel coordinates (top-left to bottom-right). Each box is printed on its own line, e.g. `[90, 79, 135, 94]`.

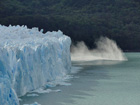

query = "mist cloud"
[71, 37, 127, 61]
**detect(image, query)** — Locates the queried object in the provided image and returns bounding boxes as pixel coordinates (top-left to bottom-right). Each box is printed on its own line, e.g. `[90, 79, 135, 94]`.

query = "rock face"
[0, 25, 71, 105]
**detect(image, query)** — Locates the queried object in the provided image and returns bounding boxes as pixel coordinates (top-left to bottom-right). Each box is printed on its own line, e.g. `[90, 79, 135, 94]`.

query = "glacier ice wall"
[0, 25, 71, 105]
[0, 75, 19, 105]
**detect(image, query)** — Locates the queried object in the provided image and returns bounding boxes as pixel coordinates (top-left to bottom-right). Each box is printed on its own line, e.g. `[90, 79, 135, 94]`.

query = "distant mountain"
[0, 0, 140, 51]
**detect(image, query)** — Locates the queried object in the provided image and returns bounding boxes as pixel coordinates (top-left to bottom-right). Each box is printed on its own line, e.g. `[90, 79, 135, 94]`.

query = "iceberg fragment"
[0, 25, 71, 105]
[27, 94, 39, 97]
[23, 102, 41, 105]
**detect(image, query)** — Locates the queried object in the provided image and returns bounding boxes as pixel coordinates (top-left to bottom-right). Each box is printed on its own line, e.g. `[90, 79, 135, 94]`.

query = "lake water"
[20, 53, 140, 105]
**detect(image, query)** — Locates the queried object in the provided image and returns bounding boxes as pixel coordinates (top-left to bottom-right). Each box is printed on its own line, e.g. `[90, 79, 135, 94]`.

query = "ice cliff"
[0, 25, 71, 105]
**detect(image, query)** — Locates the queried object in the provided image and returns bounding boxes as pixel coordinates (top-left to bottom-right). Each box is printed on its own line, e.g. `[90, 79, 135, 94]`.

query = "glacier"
[0, 25, 71, 105]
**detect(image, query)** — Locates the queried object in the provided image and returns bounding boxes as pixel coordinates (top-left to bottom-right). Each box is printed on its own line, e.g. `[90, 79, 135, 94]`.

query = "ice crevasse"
[0, 25, 71, 105]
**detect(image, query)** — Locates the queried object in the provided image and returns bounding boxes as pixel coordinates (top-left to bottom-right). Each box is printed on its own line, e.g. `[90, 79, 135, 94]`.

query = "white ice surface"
[0, 25, 71, 105]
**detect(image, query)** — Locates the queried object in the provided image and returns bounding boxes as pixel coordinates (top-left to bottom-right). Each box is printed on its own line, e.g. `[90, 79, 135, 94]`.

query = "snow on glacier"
[0, 25, 71, 105]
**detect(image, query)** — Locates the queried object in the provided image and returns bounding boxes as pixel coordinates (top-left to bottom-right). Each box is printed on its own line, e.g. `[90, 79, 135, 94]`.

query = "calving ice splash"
[0, 25, 71, 105]
[71, 37, 127, 61]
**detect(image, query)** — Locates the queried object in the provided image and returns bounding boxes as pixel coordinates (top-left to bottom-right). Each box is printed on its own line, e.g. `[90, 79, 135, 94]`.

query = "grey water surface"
[20, 53, 140, 105]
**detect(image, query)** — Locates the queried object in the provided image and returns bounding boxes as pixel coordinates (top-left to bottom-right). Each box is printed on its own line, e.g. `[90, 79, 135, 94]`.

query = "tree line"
[0, 0, 140, 51]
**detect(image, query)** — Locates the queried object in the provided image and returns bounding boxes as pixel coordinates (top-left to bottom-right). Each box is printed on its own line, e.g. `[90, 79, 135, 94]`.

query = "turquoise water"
[20, 53, 140, 105]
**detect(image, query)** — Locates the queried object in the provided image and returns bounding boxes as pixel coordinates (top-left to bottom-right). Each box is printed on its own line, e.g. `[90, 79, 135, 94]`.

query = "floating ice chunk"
[32, 88, 52, 94]
[71, 66, 82, 74]
[18, 98, 22, 101]
[56, 81, 71, 86]
[31, 88, 61, 94]
[53, 89, 61, 92]
[23, 102, 41, 105]
[27, 94, 39, 97]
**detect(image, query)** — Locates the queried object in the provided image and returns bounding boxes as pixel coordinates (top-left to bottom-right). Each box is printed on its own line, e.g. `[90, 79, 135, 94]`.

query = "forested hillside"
[0, 0, 140, 51]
